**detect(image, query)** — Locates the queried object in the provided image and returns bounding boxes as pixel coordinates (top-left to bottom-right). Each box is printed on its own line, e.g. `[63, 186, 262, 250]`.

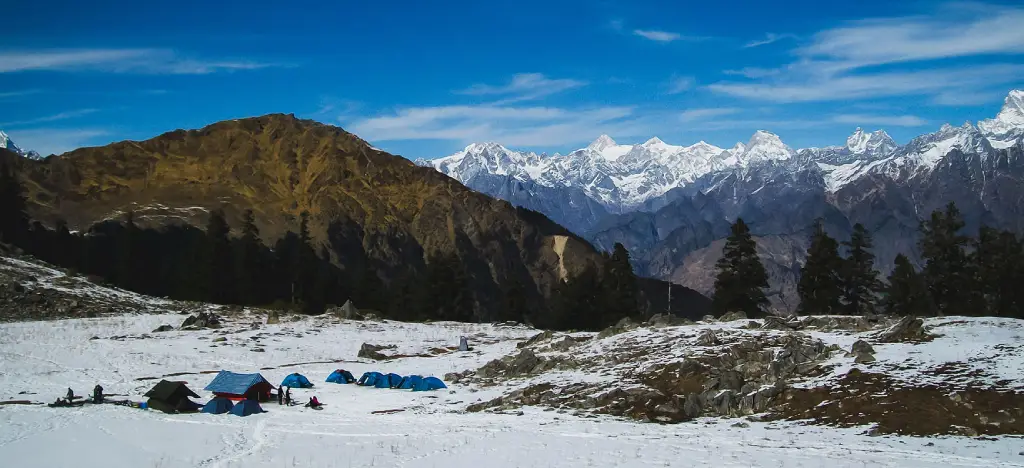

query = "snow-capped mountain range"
[422, 90, 1024, 222]
[0, 130, 41, 159]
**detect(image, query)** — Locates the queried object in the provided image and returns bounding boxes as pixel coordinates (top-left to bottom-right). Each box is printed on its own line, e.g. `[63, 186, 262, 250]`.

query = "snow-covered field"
[2, 313, 1023, 467]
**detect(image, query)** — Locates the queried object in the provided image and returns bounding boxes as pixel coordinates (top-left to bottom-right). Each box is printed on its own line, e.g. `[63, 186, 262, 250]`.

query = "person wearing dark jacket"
[278, 386, 283, 405]
[93, 384, 103, 404]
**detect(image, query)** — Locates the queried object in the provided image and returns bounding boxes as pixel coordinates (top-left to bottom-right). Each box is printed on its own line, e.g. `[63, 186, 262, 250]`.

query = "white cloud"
[1, 109, 99, 127]
[667, 76, 696, 94]
[457, 73, 587, 104]
[743, 33, 796, 48]
[679, 108, 740, 122]
[0, 49, 284, 74]
[0, 89, 43, 99]
[348, 104, 650, 147]
[709, 3, 1024, 104]
[6, 128, 110, 156]
[708, 64, 1024, 102]
[832, 114, 928, 127]
[633, 30, 681, 42]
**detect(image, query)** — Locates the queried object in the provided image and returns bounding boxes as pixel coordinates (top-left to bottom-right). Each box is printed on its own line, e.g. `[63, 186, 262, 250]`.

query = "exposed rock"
[875, 316, 930, 343]
[854, 353, 876, 364]
[212, 337, 227, 342]
[151, 325, 174, 333]
[761, 315, 800, 331]
[596, 317, 637, 339]
[357, 343, 396, 361]
[180, 311, 222, 330]
[702, 315, 716, 322]
[731, 421, 750, 428]
[719, 311, 748, 322]
[647, 313, 692, 327]
[547, 336, 578, 352]
[266, 310, 280, 325]
[696, 329, 719, 346]
[517, 331, 553, 349]
[850, 339, 875, 355]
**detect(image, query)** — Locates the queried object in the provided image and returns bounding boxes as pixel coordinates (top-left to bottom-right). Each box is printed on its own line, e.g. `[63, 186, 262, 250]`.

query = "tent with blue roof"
[204, 371, 273, 401]
[201, 397, 235, 415]
[358, 372, 383, 386]
[326, 369, 356, 384]
[229, 399, 264, 417]
[373, 374, 393, 388]
[281, 373, 313, 389]
[385, 373, 403, 388]
[397, 375, 423, 390]
[412, 377, 447, 392]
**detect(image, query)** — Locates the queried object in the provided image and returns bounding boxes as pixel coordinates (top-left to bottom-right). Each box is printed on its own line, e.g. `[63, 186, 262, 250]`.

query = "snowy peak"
[585, 135, 634, 161]
[740, 130, 794, 165]
[1000, 89, 1024, 121]
[587, 134, 618, 151]
[846, 128, 897, 156]
[0, 130, 41, 159]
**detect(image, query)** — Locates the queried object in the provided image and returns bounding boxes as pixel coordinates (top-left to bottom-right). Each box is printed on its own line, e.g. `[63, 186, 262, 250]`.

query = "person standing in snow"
[66, 387, 74, 402]
[93, 384, 103, 404]
[278, 386, 284, 405]
[285, 387, 291, 406]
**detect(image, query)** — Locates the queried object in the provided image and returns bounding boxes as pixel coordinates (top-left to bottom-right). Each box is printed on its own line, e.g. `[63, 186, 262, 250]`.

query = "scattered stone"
[251, 348, 265, 353]
[357, 343, 396, 360]
[875, 316, 931, 343]
[180, 311, 222, 330]
[850, 339, 875, 355]
[702, 315, 716, 322]
[647, 313, 692, 327]
[212, 337, 227, 342]
[854, 353, 876, 364]
[151, 325, 174, 333]
[761, 316, 800, 331]
[696, 329, 719, 346]
[731, 422, 750, 428]
[517, 331, 553, 349]
[719, 311, 747, 322]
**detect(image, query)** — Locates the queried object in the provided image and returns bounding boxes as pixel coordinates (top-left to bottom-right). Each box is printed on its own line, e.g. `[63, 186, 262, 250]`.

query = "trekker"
[284, 387, 291, 406]
[277, 386, 283, 405]
[93, 384, 103, 404]
[66, 387, 74, 401]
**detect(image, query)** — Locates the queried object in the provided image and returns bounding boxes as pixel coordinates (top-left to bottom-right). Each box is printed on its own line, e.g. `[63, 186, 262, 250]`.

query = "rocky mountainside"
[1, 115, 641, 320]
[425, 90, 1024, 312]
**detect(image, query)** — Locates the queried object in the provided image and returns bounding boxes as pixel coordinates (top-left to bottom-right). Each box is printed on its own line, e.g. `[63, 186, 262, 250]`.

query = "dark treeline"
[0, 162, 648, 329]
[712, 201, 1024, 319]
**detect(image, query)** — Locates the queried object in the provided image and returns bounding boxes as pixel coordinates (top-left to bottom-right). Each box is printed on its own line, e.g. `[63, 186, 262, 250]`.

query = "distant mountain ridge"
[422, 90, 1024, 312]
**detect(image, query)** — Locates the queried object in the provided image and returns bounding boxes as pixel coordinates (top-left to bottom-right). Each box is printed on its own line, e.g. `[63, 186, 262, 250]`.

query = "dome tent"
[412, 377, 447, 392]
[201, 397, 235, 415]
[230, 399, 264, 417]
[280, 373, 313, 389]
[326, 369, 356, 384]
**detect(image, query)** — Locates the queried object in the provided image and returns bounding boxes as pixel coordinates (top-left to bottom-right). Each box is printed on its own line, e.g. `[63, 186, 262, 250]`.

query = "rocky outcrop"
[875, 316, 932, 343]
[180, 312, 222, 330]
[357, 343, 396, 361]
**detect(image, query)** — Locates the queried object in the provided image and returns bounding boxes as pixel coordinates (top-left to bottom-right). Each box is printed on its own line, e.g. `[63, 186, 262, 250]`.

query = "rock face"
[875, 316, 931, 343]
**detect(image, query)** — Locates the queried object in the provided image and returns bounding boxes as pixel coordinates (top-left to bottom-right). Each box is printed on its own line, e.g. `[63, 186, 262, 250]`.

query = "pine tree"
[841, 223, 882, 315]
[884, 254, 932, 316]
[235, 209, 265, 305]
[797, 219, 844, 315]
[604, 243, 639, 324]
[974, 227, 1024, 318]
[0, 162, 29, 247]
[206, 208, 234, 304]
[919, 202, 983, 316]
[712, 218, 769, 318]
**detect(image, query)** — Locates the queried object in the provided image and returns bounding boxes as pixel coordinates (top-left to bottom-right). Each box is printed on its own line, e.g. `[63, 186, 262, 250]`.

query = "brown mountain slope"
[6, 114, 614, 318]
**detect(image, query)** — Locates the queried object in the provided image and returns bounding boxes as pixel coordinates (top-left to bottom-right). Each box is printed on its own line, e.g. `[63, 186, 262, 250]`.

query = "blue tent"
[358, 372, 383, 386]
[373, 374, 392, 388]
[412, 377, 447, 392]
[281, 373, 313, 389]
[204, 371, 273, 401]
[201, 397, 235, 415]
[326, 369, 356, 384]
[385, 373, 404, 388]
[230, 399, 264, 417]
[397, 375, 423, 390]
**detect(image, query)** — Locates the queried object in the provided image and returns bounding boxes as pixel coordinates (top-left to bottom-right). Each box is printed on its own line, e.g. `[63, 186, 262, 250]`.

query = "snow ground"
[1, 314, 1023, 467]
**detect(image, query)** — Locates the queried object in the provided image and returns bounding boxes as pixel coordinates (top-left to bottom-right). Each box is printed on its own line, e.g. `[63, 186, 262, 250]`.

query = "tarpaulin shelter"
[144, 380, 202, 414]
[204, 371, 273, 401]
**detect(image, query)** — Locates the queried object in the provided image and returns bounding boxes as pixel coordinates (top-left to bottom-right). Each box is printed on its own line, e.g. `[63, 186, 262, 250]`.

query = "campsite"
[2, 302, 1024, 467]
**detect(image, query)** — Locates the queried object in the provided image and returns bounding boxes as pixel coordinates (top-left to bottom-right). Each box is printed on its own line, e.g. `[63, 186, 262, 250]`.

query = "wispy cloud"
[709, 3, 1024, 104]
[679, 108, 740, 122]
[348, 104, 652, 148]
[633, 29, 681, 42]
[667, 76, 696, 94]
[832, 114, 928, 127]
[0, 109, 100, 127]
[609, 19, 624, 32]
[6, 128, 110, 156]
[0, 89, 43, 99]
[0, 49, 285, 74]
[457, 73, 587, 104]
[743, 33, 796, 48]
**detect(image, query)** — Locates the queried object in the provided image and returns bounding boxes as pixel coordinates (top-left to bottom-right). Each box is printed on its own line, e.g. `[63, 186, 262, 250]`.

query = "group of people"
[276, 386, 321, 409]
[53, 384, 104, 407]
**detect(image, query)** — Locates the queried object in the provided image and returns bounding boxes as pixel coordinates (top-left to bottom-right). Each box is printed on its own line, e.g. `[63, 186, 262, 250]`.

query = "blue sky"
[2, 0, 1023, 158]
